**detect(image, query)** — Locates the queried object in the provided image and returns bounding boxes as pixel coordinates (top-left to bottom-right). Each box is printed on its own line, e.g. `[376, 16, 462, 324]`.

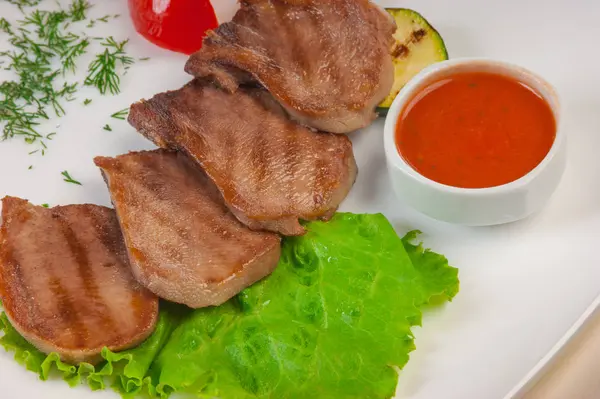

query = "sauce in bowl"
[395, 72, 556, 188]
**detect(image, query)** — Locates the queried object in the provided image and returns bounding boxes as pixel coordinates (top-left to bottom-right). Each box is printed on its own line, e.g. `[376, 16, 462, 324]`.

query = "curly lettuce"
[0, 213, 459, 399]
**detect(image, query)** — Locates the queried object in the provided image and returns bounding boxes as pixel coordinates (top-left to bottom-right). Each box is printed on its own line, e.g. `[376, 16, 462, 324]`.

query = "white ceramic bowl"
[383, 58, 566, 226]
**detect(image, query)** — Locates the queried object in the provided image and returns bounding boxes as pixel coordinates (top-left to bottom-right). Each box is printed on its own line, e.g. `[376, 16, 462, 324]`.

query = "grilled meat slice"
[94, 150, 282, 308]
[128, 81, 357, 236]
[0, 197, 159, 365]
[185, 0, 396, 134]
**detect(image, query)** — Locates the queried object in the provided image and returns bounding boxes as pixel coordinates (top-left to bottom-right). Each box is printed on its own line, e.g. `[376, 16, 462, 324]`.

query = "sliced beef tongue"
[128, 81, 357, 236]
[185, 0, 396, 134]
[0, 197, 159, 365]
[94, 150, 281, 309]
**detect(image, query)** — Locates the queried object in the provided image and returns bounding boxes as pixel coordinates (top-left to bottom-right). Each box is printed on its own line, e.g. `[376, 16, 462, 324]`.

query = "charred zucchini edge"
[377, 8, 449, 115]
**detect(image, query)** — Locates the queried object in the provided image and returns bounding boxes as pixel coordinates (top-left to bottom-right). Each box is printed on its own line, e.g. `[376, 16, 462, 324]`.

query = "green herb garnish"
[61, 170, 82, 185]
[0, 5, 83, 150]
[103, 124, 112, 131]
[6, 0, 43, 8]
[41, 203, 49, 207]
[110, 108, 128, 120]
[84, 37, 134, 95]
[68, 0, 91, 22]
[0, 18, 11, 34]
[87, 14, 114, 28]
[83, 98, 92, 105]
[1, 0, 134, 154]
[61, 38, 90, 74]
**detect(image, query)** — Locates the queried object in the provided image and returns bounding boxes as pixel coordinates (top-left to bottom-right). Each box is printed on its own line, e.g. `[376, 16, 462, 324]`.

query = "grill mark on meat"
[0, 210, 48, 340]
[110, 158, 194, 267]
[54, 211, 119, 341]
[141, 191, 189, 244]
[151, 209, 188, 242]
[281, 125, 298, 215]
[139, 151, 250, 258]
[185, 0, 396, 133]
[311, 2, 345, 105]
[0, 197, 159, 364]
[48, 275, 87, 348]
[95, 150, 281, 308]
[251, 114, 270, 188]
[175, 155, 263, 259]
[108, 157, 192, 266]
[313, 158, 328, 208]
[85, 207, 121, 258]
[82, 207, 144, 329]
[128, 82, 357, 235]
[221, 123, 237, 193]
[272, 2, 311, 78]
[0, 244, 41, 333]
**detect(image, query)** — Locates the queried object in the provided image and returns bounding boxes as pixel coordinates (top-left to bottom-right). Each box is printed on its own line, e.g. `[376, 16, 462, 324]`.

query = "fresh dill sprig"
[103, 124, 112, 131]
[0, 0, 93, 152]
[41, 203, 49, 207]
[83, 98, 92, 105]
[61, 37, 89, 74]
[68, 0, 91, 22]
[0, 18, 11, 34]
[110, 107, 128, 120]
[87, 14, 114, 28]
[7, 0, 42, 8]
[1, 0, 136, 155]
[21, 10, 72, 54]
[139, 56, 151, 61]
[84, 37, 134, 95]
[61, 170, 82, 185]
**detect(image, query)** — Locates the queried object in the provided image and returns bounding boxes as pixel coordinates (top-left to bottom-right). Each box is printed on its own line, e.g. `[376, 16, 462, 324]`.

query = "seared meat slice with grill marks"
[128, 81, 357, 236]
[94, 150, 281, 308]
[185, 0, 396, 134]
[0, 197, 159, 365]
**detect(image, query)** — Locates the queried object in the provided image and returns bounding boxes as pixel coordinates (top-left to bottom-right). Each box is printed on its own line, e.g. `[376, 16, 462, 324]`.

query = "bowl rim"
[383, 57, 563, 197]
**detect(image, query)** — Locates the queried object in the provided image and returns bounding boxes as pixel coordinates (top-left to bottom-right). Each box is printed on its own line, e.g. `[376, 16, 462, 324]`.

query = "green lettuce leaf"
[0, 213, 459, 399]
[0, 312, 76, 381]
[89, 302, 188, 396]
[150, 213, 459, 398]
[402, 231, 460, 306]
[0, 301, 186, 395]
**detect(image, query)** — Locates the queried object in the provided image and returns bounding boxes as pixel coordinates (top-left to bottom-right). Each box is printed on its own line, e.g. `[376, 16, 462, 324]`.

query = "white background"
[1, 0, 599, 398]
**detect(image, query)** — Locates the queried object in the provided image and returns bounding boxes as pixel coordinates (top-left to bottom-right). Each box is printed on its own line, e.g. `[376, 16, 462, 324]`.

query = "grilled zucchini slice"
[378, 9, 448, 113]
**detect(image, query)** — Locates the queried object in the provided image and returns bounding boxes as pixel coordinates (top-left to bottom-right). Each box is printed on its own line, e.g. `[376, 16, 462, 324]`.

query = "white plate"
[1, 1, 600, 399]
[504, 292, 600, 398]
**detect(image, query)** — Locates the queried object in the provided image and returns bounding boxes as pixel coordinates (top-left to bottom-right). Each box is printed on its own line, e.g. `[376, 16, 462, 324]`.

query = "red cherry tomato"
[128, 0, 218, 55]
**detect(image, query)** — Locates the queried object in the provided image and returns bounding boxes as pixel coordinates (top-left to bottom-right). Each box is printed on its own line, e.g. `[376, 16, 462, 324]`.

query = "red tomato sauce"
[128, 0, 218, 55]
[395, 72, 556, 188]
